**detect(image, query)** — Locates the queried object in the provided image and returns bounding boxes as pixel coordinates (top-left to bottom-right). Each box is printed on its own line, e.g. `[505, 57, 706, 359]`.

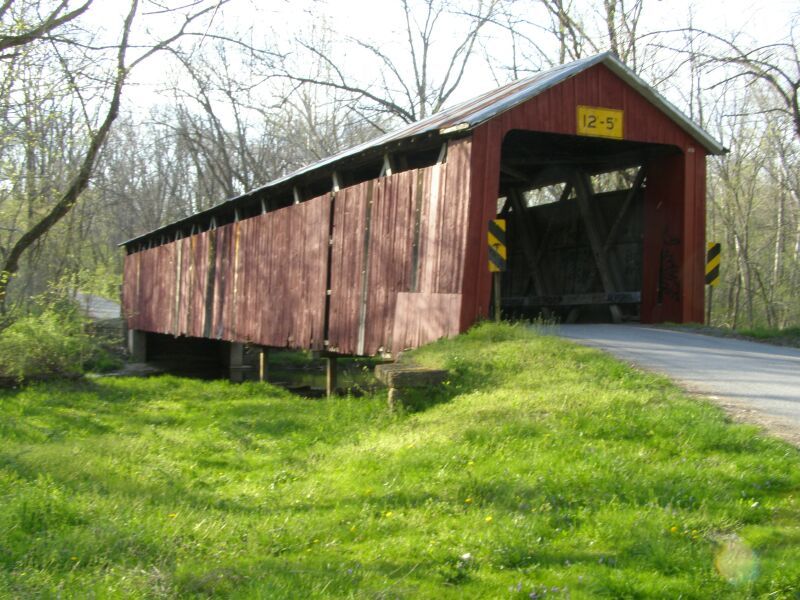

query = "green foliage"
[0, 323, 798, 598]
[736, 326, 800, 346]
[666, 323, 800, 348]
[83, 346, 124, 374]
[0, 303, 92, 383]
[74, 264, 122, 303]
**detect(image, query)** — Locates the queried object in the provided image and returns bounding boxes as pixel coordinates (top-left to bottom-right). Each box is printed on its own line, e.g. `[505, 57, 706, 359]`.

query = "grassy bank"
[1, 323, 798, 598]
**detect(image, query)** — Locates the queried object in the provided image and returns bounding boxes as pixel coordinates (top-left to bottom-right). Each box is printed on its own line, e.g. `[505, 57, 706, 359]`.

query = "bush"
[0, 306, 93, 383]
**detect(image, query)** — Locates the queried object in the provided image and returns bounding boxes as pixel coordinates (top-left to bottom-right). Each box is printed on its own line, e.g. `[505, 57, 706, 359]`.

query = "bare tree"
[0, 0, 228, 312]
[0, 0, 92, 54]
[278, 0, 504, 124]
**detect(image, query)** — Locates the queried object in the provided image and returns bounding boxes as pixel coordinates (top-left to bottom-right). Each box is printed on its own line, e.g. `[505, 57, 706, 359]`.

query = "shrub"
[0, 306, 93, 383]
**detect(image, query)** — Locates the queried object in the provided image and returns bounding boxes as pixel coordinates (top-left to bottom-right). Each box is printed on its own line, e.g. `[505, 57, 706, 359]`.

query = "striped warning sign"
[488, 219, 507, 272]
[706, 242, 721, 286]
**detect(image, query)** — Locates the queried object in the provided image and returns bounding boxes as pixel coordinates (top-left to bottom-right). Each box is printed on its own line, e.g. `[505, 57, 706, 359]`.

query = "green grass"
[736, 326, 800, 346]
[1, 323, 799, 598]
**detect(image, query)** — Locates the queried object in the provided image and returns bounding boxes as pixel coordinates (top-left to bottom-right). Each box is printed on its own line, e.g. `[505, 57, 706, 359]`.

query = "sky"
[83, 0, 798, 135]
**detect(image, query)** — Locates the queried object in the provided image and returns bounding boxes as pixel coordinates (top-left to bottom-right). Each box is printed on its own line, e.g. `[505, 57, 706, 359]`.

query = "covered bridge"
[121, 52, 724, 370]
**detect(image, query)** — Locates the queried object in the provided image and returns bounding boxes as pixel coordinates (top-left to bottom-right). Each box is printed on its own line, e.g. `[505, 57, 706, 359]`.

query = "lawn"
[1, 323, 798, 598]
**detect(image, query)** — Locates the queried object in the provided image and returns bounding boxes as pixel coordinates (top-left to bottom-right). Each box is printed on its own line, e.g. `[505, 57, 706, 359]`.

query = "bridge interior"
[496, 130, 679, 323]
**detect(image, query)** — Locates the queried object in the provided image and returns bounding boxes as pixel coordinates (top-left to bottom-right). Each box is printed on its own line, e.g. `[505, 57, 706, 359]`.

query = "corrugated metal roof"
[122, 52, 724, 247]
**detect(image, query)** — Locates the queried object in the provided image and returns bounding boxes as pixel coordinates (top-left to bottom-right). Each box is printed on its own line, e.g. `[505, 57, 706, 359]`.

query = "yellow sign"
[488, 219, 506, 272]
[577, 105, 624, 139]
[706, 242, 721, 287]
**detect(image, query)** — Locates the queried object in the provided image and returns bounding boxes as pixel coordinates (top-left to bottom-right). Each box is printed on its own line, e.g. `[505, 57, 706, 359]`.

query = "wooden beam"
[509, 188, 548, 295]
[326, 356, 338, 397]
[259, 347, 268, 382]
[500, 163, 535, 184]
[436, 143, 447, 164]
[356, 180, 374, 356]
[558, 183, 573, 203]
[572, 171, 623, 323]
[603, 166, 646, 255]
[380, 153, 394, 176]
[504, 291, 641, 307]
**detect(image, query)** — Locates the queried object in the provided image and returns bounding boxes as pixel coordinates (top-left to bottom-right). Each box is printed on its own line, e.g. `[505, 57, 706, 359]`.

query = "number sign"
[576, 105, 624, 140]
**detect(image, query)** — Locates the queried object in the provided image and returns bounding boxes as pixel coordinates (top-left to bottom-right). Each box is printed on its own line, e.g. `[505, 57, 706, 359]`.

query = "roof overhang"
[122, 52, 725, 248]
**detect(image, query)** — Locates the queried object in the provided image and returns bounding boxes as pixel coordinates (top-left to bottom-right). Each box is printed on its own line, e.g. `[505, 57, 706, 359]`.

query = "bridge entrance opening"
[495, 129, 678, 323]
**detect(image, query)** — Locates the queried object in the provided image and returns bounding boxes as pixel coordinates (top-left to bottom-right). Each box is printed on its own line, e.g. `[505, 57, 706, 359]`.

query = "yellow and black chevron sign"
[488, 219, 507, 272]
[706, 242, 721, 286]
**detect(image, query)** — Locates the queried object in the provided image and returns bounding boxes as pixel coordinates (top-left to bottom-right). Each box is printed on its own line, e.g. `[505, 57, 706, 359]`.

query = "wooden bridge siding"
[328, 138, 472, 355]
[462, 62, 708, 329]
[124, 140, 473, 356]
[122, 194, 331, 350]
[361, 172, 417, 355]
[327, 182, 370, 355]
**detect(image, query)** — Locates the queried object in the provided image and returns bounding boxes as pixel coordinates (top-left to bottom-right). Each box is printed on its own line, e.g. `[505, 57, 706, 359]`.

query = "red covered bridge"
[121, 52, 724, 376]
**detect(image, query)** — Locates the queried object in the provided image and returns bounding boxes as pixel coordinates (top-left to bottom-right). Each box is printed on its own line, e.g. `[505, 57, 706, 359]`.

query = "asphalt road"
[555, 324, 800, 428]
[75, 292, 121, 320]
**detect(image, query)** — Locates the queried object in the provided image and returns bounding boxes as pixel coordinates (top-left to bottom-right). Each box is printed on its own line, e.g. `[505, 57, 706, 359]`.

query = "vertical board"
[327, 182, 369, 354]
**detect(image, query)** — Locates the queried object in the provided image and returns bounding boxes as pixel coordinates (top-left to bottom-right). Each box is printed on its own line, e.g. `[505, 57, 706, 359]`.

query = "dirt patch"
[669, 378, 800, 448]
[699, 393, 800, 448]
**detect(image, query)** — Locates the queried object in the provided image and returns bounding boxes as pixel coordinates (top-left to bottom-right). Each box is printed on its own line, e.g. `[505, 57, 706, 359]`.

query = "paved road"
[555, 324, 800, 427]
[75, 292, 121, 320]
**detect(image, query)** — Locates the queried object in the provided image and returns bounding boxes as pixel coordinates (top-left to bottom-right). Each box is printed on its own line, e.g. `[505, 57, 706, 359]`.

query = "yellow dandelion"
[670, 526, 678, 533]
[465, 497, 473, 504]
[467, 460, 475, 466]
[485, 515, 493, 523]
[385, 511, 393, 518]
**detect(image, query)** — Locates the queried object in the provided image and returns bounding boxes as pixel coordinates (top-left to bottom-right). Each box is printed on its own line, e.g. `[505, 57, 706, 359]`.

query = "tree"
[0, 0, 228, 312]
[278, 0, 504, 125]
[0, 0, 91, 54]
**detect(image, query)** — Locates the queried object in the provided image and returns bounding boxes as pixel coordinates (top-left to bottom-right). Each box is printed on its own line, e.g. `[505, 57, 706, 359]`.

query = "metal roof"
[122, 52, 724, 247]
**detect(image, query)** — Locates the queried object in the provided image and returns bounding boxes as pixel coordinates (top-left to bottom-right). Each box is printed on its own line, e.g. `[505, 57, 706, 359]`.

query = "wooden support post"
[493, 271, 502, 322]
[326, 356, 338, 397]
[229, 342, 245, 383]
[436, 142, 447, 164]
[259, 347, 268, 382]
[706, 285, 713, 326]
[128, 329, 147, 362]
[380, 153, 394, 176]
